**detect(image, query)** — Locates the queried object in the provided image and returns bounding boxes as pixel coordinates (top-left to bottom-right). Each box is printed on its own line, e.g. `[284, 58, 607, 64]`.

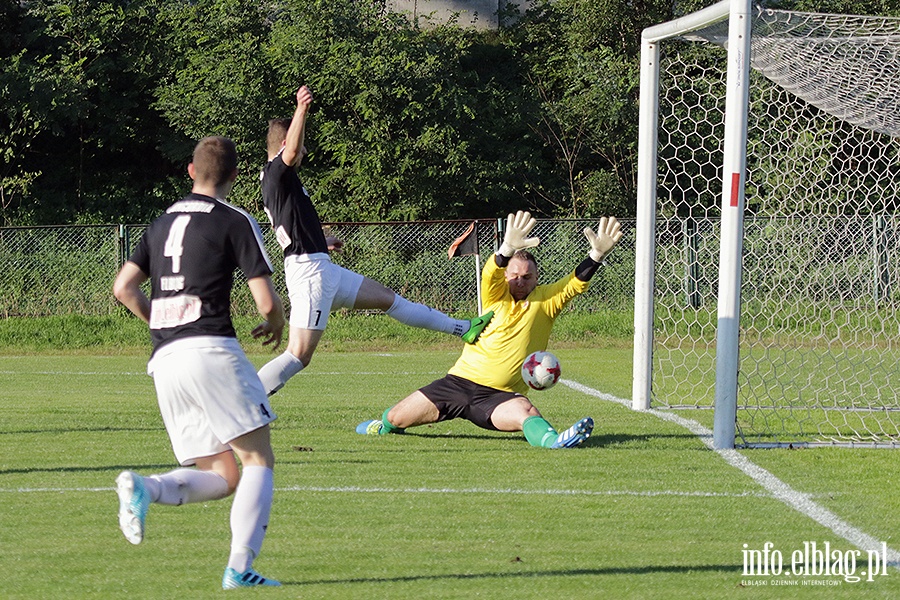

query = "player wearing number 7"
[113, 136, 285, 589]
[356, 211, 624, 448]
[256, 84, 492, 397]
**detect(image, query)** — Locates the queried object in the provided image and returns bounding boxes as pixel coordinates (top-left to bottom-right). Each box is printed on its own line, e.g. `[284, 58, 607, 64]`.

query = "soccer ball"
[521, 351, 561, 391]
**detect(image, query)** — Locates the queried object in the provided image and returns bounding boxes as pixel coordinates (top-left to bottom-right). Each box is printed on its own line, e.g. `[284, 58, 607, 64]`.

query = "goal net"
[634, 1, 900, 447]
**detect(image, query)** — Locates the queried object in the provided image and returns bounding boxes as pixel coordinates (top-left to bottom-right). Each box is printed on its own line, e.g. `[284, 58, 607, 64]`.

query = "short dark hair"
[267, 118, 291, 155]
[512, 249, 539, 271]
[192, 136, 237, 187]
[509, 250, 538, 273]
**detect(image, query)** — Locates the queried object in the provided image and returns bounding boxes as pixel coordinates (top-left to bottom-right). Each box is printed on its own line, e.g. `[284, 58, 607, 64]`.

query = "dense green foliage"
[1, 0, 676, 225]
[4, 0, 896, 226]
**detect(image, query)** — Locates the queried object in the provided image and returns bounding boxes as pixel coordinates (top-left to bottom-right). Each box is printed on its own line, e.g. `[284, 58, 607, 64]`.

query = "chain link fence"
[0, 219, 636, 319]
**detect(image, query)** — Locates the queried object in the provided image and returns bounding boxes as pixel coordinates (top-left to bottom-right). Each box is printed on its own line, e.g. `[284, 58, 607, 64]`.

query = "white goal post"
[633, 0, 900, 448]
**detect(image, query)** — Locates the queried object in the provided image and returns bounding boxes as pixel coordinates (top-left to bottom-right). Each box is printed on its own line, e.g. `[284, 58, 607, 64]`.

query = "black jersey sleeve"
[574, 256, 602, 282]
[128, 232, 152, 275]
[229, 207, 274, 280]
[260, 155, 329, 257]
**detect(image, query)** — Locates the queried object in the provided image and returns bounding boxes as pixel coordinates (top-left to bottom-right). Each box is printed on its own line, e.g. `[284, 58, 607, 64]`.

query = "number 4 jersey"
[128, 193, 274, 355]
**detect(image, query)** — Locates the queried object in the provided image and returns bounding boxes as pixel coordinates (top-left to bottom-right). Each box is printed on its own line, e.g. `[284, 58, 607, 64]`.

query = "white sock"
[386, 296, 468, 336]
[227, 466, 274, 573]
[147, 468, 229, 506]
[257, 352, 305, 396]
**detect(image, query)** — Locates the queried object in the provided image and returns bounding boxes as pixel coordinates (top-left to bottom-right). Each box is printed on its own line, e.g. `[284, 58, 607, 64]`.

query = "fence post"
[873, 214, 890, 303]
[118, 224, 127, 266]
[684, 218, 701, 308]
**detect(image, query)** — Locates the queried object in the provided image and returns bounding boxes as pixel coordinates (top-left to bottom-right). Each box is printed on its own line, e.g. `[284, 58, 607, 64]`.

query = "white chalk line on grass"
[561, 378, 900, 569]
[0, 485, 768, 499]
[0, 370, 442, 377]
[0, 370, 147, 376]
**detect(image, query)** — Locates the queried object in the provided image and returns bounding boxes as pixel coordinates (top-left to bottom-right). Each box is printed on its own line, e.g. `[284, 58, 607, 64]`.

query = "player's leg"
[356, 390, 440, 435]
[475, 393, 558, 447]
[489, 396, 542, 432]
[349, 274, 492, 342]
[257, 325, 324, 395]
[217, 347, 281, 589]
[222, 425, 279, 588]
[117, 345, 246, 544]
[130, 452, 236, 509]
[257, 258, 333, 396]
[116, 453, 237, 542]
[388, 390, 441, 428]
[494, 398, 558, 448]
[490, 397, 593, 449]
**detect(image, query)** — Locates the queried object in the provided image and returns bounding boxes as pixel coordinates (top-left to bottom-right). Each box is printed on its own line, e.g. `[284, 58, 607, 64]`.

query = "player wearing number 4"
[357, 211, 623, 448]
[113, 137, 285, 589]
[256, 84, 492, 396]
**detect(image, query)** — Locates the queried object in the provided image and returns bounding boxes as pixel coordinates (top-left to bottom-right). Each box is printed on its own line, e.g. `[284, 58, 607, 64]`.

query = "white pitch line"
[0, 485, 768, 499]
[561, 378, 900, 569]
[275, 486, 772, 498]
[0, 370, 441, 377]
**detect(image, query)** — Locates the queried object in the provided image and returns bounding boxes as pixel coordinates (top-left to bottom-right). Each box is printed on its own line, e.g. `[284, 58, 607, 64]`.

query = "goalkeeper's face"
[506, 256, 538, 301]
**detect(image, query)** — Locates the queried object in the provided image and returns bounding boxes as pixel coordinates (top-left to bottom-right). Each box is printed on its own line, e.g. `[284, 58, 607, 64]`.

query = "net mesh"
[651, 6, 900, 446]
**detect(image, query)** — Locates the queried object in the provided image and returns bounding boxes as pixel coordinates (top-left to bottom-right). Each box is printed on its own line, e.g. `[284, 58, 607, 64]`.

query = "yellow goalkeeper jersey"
[448, 256, 589, 394]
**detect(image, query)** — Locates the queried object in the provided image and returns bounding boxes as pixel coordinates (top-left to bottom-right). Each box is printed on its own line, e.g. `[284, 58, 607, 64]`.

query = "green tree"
[2, 0, 183, 225]
[10, 0, 893, 226]
[258, 0, 545, 220]
[506, 0, 672, 219]
[152, 0, 281, 218]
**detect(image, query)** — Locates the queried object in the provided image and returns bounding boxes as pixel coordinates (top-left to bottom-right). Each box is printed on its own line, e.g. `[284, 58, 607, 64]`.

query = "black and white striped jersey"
[259, 152, 329, 258]
[129, 193, 274, 354]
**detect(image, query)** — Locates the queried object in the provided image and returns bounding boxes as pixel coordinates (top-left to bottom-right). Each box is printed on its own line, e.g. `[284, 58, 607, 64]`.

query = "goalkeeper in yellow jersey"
[356, 210, 623, 448]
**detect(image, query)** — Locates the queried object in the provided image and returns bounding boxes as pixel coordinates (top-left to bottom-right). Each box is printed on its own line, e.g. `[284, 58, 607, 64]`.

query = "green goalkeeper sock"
[380, 408, 404, 435]
[522, 416, 558, 448]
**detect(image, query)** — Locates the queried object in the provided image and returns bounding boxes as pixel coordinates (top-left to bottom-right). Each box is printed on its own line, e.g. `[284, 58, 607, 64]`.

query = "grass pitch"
[2, 347, 899, 599]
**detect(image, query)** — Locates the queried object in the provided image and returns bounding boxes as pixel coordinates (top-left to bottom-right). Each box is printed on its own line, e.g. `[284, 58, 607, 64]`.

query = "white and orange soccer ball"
[521, 351, 561, 391]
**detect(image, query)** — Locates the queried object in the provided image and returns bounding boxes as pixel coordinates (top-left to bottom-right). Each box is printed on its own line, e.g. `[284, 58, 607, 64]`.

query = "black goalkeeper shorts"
[419, 374, 525, 431]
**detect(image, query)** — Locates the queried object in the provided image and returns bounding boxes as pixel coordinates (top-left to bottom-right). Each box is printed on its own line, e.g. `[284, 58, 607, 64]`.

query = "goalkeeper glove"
[498, 210, 540, 257]
[583, 216, 623, 263]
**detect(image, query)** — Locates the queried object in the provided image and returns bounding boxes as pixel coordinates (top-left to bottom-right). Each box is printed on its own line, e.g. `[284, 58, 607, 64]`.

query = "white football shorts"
[147, 336, 277, 466]
[283, 254, 364, 329]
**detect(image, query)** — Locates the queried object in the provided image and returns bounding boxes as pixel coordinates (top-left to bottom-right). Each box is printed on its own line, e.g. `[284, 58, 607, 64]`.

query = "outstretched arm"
[281, 85, 313, 167]
[494, 209, 541, 267]
[576, 217, 624, 282]
[498, 210, 540, 258]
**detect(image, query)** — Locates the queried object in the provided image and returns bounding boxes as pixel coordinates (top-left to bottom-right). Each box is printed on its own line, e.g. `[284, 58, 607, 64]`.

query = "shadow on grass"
[0, 426, 159, 436]
[398, 431, 526, 442]
[0, 463, 174, 476]
[351, 430, 699, 448]
[282, 563, 739, 587]
[583, 432, 700, 447]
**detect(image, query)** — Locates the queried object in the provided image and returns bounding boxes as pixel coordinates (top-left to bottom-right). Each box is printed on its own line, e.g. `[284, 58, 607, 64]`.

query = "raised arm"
[493, 209, 541, 268]
[575, 217, 623, 282]
[280, 85, 313, 167]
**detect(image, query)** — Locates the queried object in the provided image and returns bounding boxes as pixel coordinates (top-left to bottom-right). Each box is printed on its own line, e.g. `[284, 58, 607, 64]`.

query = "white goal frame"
[633, 0, 900, 449]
